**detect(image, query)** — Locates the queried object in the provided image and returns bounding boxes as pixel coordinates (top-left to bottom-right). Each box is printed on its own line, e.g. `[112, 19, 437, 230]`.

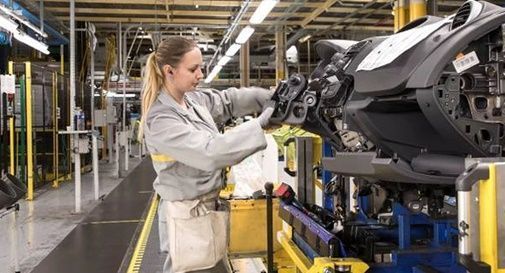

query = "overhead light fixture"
[225, 43, 241, 57]
[217, 56, 232, 66]
[13, 30, 49, 55]
[249, 0, 278, 24]
[0, 13, 18, 32]
[0, 3, 47, 38]
[204, 65, 222, 83]
[235, 26, 255, 44]
[299, 34, 311, 43]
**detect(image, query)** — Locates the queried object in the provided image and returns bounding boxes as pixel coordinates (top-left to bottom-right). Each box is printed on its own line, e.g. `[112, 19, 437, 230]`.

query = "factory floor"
[0, 137, 293, 273]
[0, 155, 144, 273]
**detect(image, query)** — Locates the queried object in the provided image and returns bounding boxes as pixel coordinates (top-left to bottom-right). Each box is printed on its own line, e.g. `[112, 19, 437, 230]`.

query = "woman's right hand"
[258, 101, 279, 129]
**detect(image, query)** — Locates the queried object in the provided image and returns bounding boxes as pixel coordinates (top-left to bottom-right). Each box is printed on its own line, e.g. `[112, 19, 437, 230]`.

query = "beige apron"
[163, 191, 229, 273]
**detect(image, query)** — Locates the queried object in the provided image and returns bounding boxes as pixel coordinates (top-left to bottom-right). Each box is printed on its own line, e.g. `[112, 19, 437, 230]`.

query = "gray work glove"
[258, 106, 274, 129]
[257, 99, 280, 130]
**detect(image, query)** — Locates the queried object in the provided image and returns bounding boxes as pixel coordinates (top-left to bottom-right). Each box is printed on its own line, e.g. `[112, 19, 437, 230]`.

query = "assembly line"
[1, 0, 505, 273]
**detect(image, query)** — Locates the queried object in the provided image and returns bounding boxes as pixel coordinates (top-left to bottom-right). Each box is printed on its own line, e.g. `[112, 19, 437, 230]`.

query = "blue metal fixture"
[0, 0, 68, 45]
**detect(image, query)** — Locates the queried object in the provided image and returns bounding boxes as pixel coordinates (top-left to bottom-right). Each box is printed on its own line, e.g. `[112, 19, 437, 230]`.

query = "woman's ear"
[163, 64, 174, 78]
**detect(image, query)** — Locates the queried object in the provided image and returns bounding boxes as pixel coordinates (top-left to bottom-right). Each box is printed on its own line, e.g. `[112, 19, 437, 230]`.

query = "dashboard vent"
[451, 2, 472, 30]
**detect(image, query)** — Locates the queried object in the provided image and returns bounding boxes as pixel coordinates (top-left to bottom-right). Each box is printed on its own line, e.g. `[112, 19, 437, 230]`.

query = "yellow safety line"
[127, 194, 159, 273]
[88, 219, 144, 225]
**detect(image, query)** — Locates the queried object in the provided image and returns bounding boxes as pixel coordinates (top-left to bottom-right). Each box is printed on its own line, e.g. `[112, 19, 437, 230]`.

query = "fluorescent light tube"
[217, 56, 232, 66]
[249, 0, 278, 24]
[0, 4, 47, 38]
[13, 30, 49, 55]
[225, 43, 241, 57]
[0, 13, 18, 32]
[106, 92, 136, 98]
[235, 26, 255, 44]
[298, 34, 311, 43]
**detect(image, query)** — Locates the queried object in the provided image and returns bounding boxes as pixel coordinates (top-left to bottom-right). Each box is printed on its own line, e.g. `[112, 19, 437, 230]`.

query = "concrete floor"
[0, 156, 143, 273]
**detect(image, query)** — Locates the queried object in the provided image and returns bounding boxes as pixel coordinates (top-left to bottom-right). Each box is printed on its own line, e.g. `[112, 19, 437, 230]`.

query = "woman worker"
[138, 36, 275, 273]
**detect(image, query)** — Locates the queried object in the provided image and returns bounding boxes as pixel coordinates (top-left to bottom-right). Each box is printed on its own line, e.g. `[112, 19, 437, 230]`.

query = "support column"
[70, 0, 75, 129]
[393, 0, 400, 32]
[410, 0, 427, 22]
[90, 29, 99, 200]
[25, 62, 34, 201]
[275, 29, 286, 82]
[39, 0, 44, 59]
[398, 0, 409, 30]
[60, 44, 64, 75]
[240, 41, 250, 87]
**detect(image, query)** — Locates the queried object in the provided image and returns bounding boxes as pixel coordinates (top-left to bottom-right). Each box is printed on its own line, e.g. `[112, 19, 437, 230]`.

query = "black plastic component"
[411, 153, 465, 176]
[0, 179, 16, 210]
[322, 152, 456, 185]
[4, 174, 27, 201]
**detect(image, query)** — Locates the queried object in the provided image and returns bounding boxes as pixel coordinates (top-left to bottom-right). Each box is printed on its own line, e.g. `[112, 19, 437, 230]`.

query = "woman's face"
[165, 47, 204, 93]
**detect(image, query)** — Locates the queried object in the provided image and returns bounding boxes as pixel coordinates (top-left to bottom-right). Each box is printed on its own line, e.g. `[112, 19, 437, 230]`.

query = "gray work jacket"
[144, 87, 270, 201]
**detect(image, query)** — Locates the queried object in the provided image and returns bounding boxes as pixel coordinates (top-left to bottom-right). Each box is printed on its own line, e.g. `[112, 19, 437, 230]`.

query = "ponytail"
[138, 37, 198, 140]
[138, 52, 164, 140]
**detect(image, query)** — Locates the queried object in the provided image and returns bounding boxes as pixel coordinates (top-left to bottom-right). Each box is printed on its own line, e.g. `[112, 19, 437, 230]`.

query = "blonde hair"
[138, 37, 197, 139]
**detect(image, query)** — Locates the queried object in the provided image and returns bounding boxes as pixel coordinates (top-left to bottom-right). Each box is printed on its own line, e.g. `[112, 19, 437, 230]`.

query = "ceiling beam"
[327, 6, 392, 15]
[306, 24, 393, 31]
[56, 16, 301, 25]
[301, 0, 338, 27]
[313, 17, 392, 24]
[38, 0, 322, 8]
[46, 7, 310, 18]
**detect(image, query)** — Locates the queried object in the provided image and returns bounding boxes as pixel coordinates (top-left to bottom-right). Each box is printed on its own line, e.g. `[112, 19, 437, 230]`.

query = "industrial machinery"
[270, 1, 505, 272]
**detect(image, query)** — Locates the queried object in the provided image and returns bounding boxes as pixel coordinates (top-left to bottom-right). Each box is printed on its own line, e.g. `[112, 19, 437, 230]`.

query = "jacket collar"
[157, 89, 189, 116]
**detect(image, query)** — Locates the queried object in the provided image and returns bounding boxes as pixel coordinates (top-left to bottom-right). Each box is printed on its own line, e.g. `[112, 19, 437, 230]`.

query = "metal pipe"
[70, 0, 75, 129]
[122, 28, 129, 171]
[60, 44, 64, 75]
[92, 134, 99, 200]
[127, 35, 145, 76]
[118, 22, 122, 71]
[25, 62, 34, 201]
[39, 0, 44, 33]
[89, 25, 99, 200]
[74, 137, 81, 212]
[38, 0, 43, 58]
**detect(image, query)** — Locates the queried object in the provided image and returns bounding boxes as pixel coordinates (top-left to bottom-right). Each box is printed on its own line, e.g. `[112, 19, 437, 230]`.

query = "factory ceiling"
[29, 0, 490, 47]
